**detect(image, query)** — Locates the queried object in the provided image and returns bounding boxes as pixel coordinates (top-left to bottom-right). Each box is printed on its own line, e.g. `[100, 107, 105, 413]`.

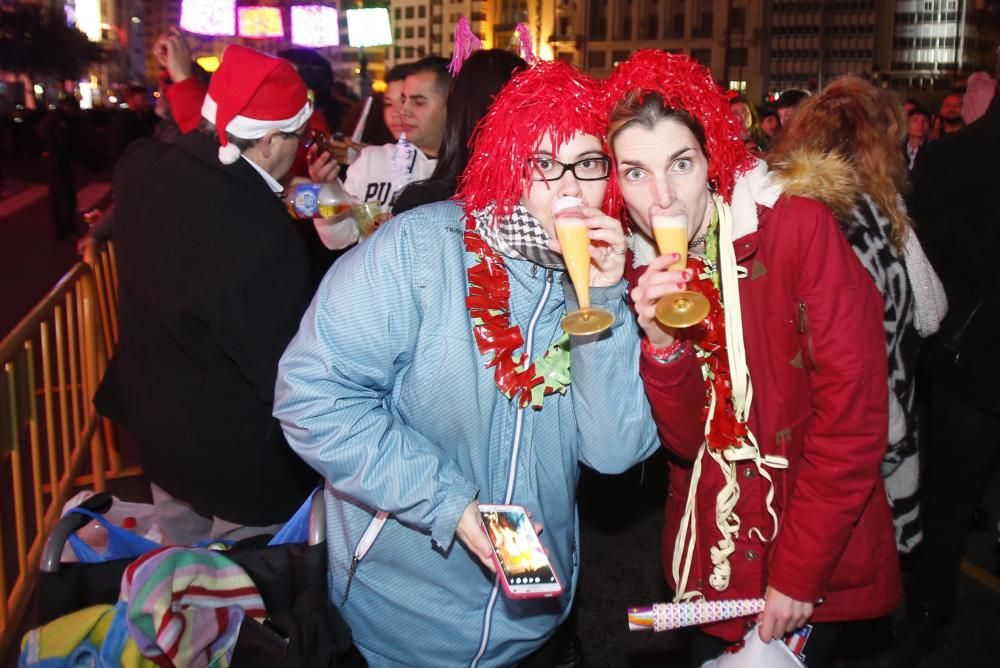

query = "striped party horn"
[627, 598, 766, 632]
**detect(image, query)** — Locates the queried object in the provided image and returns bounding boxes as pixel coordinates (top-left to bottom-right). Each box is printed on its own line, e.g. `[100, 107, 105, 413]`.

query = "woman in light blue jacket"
[274, 61, 658, 667]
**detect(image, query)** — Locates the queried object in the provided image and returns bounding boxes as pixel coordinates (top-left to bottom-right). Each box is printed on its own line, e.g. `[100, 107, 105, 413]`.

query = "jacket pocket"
[796, 301, 820, 372]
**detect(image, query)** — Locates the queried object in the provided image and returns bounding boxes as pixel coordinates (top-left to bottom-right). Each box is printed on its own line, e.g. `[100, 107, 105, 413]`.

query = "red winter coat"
[632, 195, 901, 642]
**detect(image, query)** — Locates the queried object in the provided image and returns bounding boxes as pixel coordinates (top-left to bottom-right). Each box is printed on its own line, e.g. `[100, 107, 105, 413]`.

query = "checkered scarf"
[472, 203, 566, 270]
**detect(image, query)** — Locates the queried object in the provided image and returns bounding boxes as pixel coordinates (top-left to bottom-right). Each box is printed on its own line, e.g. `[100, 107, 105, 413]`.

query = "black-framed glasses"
[531, 156, 611, 182]
[279, 128, 308, 146]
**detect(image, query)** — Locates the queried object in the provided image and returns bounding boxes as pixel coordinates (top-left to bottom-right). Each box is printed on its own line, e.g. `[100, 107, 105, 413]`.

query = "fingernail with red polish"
[677, 282, 687, 290]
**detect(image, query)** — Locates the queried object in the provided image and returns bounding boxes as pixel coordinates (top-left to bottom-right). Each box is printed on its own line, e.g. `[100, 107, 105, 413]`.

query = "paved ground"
[575, 451, 1000, 667]
[0, 156, 110, 335]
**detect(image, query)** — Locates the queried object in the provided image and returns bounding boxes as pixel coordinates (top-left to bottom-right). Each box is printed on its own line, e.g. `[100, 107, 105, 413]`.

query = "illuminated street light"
[346, 8, 392, 98]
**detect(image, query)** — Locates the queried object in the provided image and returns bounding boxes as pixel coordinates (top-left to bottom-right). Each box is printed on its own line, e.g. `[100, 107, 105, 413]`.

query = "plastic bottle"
[285, 181, 353, 220]
[76, 520, 109, 555]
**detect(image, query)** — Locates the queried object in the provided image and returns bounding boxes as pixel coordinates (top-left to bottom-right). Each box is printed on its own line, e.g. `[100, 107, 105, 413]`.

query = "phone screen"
[479, 507, 558, 593]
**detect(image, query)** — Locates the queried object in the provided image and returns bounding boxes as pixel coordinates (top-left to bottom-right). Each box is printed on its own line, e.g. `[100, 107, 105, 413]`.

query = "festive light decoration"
[75, 0, 102, 42]
[238, 6, 284, 39]
[180, 0, 236, 37]
[346, 8, 392, 48]
[291, 5, 340, 47]
[196, 56, 221, 73]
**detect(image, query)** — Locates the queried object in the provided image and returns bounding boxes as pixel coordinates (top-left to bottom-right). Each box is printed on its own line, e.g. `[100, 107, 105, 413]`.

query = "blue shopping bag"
[266, 488, 318, 546]
[67, 488, 318, 561]
[67, 507, 161, 563]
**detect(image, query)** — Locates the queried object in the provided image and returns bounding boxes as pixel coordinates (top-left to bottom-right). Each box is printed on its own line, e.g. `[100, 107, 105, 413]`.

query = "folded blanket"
[121, 546, 266, 668]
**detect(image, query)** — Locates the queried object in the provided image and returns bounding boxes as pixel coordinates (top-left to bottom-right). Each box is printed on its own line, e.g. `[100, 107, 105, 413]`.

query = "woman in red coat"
[605, 51, 901, 666]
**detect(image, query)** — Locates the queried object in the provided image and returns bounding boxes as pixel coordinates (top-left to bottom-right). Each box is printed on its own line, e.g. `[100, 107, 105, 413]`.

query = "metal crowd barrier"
[83, 238, 124, 474]
[83, 237, 119, 354]
[0, 200, 139, 662]
[0, 263, 111, 661]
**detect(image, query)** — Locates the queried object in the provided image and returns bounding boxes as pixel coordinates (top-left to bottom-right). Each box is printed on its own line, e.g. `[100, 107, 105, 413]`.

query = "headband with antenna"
[449, 19, 536, 75]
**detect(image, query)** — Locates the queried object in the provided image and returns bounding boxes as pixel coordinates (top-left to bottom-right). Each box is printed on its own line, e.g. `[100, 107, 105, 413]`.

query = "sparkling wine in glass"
[554, 197, 614, 335]
[652, 213, 710, 328]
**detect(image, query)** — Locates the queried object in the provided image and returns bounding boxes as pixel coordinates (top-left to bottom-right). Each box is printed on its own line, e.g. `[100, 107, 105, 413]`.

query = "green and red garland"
[464, 213, 571, 408]
[680, 219, 748, 451]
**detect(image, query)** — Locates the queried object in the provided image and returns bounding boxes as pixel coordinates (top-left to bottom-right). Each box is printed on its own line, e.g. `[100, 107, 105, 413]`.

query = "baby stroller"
[29, 490, 365, 667]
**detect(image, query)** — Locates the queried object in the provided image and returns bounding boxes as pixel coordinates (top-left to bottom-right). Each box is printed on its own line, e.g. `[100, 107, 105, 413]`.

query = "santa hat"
[201, 45, 312, 164]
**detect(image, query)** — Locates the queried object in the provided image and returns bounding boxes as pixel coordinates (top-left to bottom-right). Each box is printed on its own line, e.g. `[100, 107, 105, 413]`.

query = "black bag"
[33, 495, 365, 667]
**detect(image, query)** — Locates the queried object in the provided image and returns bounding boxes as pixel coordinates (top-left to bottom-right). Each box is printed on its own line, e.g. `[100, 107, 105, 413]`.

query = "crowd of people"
[75, 21, 1000, 668]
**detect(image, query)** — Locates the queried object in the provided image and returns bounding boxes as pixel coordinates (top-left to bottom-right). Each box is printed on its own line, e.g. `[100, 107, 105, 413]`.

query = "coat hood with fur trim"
[766, 148, 860, 224]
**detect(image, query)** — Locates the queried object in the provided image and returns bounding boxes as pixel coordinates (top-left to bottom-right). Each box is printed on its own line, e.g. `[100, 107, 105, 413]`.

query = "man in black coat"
[892, 73, 999, 663]
[96, 45, 319, 544]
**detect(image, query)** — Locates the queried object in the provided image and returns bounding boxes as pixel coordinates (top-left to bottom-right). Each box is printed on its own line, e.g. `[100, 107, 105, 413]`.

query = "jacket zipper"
[470, 269, 553, 668]
[341, 511, 388, 605]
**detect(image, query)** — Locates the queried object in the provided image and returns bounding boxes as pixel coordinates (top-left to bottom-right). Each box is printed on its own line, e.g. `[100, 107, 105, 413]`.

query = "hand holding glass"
[652, 213, 710, 328]
[554, 197, 614, 335]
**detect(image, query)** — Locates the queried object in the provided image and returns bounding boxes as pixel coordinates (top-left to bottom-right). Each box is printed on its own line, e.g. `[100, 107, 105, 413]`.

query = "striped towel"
[120, 546, 266, 668]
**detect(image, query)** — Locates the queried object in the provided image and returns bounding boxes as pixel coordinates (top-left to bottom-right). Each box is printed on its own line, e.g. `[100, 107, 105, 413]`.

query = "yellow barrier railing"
[83, 238, 118, 355]
[0, 264, 108, 662]
[82, 239, 127, 477]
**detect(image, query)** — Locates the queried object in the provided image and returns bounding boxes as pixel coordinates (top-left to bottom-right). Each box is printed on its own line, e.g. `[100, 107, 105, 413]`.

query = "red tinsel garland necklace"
[681, 256, 748, 450]
[464, 213, 563, 408]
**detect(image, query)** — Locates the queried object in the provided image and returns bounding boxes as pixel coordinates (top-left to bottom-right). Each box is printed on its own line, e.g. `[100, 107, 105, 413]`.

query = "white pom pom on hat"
[200, 45, 314, 164]
[218, 142, 242, 165]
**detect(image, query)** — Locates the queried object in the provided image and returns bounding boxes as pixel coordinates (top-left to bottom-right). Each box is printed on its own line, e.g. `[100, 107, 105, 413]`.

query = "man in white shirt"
[344, 56, 449, 209]
[317, 57, 450, 250]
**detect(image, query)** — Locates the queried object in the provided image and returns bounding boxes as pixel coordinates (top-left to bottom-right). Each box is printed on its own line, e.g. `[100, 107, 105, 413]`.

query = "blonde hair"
[768, 76, 911, 250]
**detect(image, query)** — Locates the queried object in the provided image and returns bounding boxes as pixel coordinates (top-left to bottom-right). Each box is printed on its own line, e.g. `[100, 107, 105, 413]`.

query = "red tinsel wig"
[603, 50, 754, 211]
[455, 59, 606, 220]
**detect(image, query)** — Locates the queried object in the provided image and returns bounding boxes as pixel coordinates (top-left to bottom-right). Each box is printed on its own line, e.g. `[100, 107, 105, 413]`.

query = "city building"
[577, 0, 766, 98]
[889, 0, 997, 89]
[140, 1, 380, 96]
[763, 0, 892, 96]
[388, 0, 495, 64]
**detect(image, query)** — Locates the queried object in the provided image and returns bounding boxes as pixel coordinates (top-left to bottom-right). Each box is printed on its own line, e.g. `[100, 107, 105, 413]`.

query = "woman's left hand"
[548, 206, 627, 287]
[757, 586, 814, 642]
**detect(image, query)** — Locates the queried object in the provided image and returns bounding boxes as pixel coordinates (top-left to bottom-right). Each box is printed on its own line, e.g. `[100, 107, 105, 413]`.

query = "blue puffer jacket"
[274, 201, 658, 667]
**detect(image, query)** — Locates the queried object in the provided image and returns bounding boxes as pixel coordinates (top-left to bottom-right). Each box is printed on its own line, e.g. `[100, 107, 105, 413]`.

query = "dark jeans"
[518, 609, 580, 668]
[689, 623, 841, 668]
[910, 382, 1000, 617]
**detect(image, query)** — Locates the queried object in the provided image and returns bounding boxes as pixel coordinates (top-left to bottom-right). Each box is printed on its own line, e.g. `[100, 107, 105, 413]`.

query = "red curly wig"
[455, 59, 607, 220]
[603, 50, 754, 216]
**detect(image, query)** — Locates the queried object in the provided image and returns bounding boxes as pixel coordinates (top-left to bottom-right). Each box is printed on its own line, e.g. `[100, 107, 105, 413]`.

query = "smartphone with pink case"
[478, 503, 563, 599]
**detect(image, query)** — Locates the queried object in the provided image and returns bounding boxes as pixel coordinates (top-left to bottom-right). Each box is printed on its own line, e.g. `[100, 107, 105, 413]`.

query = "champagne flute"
[554, 197, 614, 335]
[652, 213, 710, 328]
[352, 200, 383, 238]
